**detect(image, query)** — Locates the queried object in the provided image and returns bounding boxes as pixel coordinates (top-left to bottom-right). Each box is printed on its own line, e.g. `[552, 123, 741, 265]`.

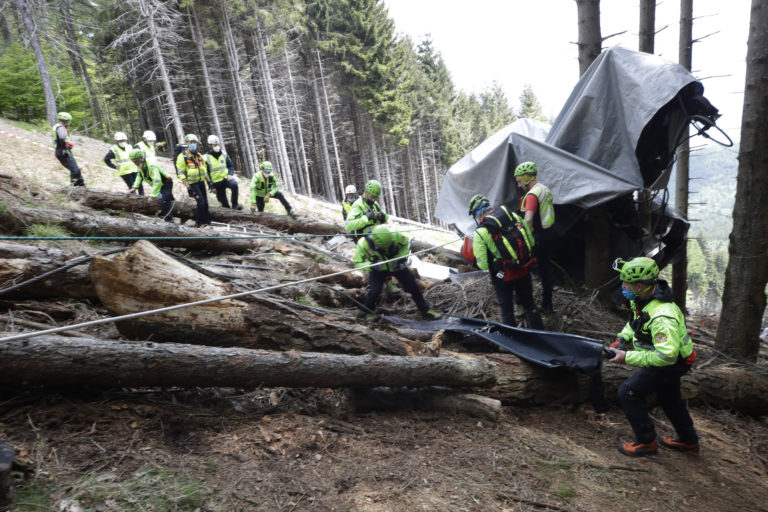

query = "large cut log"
[0, 206, 257, 253]
[0, 242, 96, 299]
[349, 387, 502, 421]
[63, 187, 341, 235]
[63, 187, 463, 266]
[88, 240, 414, 355]
[0, 335, 497, 389]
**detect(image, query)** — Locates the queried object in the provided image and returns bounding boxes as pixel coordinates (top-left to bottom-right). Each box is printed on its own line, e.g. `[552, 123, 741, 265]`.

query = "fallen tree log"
[0, 206, 257, 253]
[349, 387, 502, 421]
[88, 240, 415, 355]
[0, 335, 497, 389]
[0, 242, 96, 299]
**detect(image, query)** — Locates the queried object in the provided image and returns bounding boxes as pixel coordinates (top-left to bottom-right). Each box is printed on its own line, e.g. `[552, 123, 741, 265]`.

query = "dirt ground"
[1, 120, 768, 511]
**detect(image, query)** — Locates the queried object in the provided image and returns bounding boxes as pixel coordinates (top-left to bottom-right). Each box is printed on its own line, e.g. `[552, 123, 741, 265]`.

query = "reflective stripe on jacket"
[205, 152, 231, 183]
[345, 197, 387, 235]
[250, 170, 280, 200]
[352, 232, 409, 273]
[618, 297, 693, 367]
[108, 144, 138, 176]
[523, 182, 555, 230]
[133, 162, 171, 197]
[175, 151, 208, 183]
[136, 141, 156, 164]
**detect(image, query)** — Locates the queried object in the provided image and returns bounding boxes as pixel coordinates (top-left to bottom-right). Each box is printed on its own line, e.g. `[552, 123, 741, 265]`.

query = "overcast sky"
[383, 0, 750, 142]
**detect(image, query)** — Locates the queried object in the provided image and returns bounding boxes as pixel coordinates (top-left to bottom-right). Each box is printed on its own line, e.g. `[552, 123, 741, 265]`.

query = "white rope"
[0, 237, 463, 343]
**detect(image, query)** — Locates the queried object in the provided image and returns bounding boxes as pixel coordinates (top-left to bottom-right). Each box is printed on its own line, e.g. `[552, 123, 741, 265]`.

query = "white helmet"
[207, 134, 219, 145]
[114, 132, 128, 142]
[345, 184, 357, 195]
[142, 130, 156, 141]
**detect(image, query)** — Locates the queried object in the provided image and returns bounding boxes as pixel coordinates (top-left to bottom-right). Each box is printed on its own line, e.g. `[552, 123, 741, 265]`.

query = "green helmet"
[514, 161, 537, 176]
[365, 180, 382, 198]
[129, 148, 146, 161]
[261, 161, 273, 171]
[612, 257, 659, 283]
[468, 194, 490, 217]
[369, 224, 395, 249]
[184, 134, 199, 142]
[57, 112, 72, 122]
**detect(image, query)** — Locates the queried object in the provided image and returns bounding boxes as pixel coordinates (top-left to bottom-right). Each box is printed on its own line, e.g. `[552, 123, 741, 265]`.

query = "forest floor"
[1, 119, 767, 512]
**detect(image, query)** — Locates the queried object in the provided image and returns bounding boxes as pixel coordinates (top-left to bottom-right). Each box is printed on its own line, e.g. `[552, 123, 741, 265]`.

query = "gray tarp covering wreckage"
[436, 47, 721, 278]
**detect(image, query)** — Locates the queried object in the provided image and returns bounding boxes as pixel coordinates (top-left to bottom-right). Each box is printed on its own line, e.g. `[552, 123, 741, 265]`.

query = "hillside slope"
[0, 120, 767, 512]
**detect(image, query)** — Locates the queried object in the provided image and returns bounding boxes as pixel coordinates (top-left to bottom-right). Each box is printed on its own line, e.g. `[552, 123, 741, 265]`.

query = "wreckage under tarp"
[435, 47, 721, 281]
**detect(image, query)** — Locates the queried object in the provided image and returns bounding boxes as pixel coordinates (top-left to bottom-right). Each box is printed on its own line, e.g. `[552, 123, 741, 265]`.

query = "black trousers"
[365, 268, 430, 315]
[490, 272, 543, 329]
[55, 151, 84, 186]
[212, 179, 239, 208]
[158, 180, 175, 222]
[533, 229, 554, 312]
[188, 181, 211, 226]
[618, 365, 698, 444]
[255, 192, 291, 213]
[121, 173, 144, 195]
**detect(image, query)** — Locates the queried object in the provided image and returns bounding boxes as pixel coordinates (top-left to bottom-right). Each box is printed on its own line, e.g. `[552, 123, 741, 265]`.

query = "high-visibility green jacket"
[472, 205, 535, 280]
[521, 182, 555, 230]
[204, 151, 235, 183]
[345, 197, 388, 235]
[250, 170, 280, 200]
[107, 144, 138, 176]
[353, 232, 409, 273]
[175, 150, 209, 184]
[132, 161, 171, 197]
[617, 281, 694, 367]
[342, 196, 357, 220]
[135, 141, 156, 164]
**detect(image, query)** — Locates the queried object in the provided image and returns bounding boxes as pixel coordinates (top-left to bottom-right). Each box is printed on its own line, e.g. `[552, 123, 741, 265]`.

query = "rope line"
[0, 237, 462, 343]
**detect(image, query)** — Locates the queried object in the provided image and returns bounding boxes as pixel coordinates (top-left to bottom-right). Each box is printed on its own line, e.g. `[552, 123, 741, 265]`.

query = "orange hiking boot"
[618, 438, 658, 457]
[660, 437, 700, 455]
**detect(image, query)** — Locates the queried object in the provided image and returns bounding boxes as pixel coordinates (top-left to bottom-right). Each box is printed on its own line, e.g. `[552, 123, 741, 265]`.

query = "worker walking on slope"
[176, 134, 212, 228]
[345, 180, 388, 239]
[514, 161, 555, 313]
[128, 148, 175, 222]
[249, 161, 295, 217]
[342, 184, 358, 220]
[353, 225, 441, 321]
[104, 132, 142, 195]
[606, 257, 699, 457]
[468, 194, 543, 329]
[205, 135, 241, 210]
[52, 112, 85, 187]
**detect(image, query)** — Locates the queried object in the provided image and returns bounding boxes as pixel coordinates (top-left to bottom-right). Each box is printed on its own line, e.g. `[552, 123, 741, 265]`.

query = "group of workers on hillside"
[54, 112, 294, 228]
[56, 111, 698, 458]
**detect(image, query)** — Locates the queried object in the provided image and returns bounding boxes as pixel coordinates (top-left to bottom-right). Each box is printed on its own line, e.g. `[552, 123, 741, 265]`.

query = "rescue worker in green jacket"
[606, 257, 699, 457]
[345, 180, 388, 238]
[136, 130, 158, 164]
[52, 112, 85, 186]
[249, 161, 295, 217]
[468, 194, 543, 329]
[205, 135, 241, 210]
[353, 225, 441, 321]
[128, 148, 175, 222]
[514, 161, 555, 312]
[342, 184, 358, 220]
[175, 134, 212, 228]
[104, 131, 142, 194]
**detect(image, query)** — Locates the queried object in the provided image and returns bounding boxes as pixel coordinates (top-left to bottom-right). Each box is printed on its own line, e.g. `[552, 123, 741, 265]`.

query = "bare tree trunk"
[417, 127, 432, 221]
[311, 53, 335, 198]
[673, 0, 693, 312]
[638, 0, 656, 54]
[317, 49, 344, 201]
[188, 5, 223, 149]
[285, 46, 312, 196]
[13, 0, 57, 125]
[715, 0, 768, 361]
[575, 0, 602, 76]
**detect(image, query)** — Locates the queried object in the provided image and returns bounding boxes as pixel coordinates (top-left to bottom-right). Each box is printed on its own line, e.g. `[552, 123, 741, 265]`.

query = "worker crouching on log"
[353, 225, 441, 321]
[606, 257, 699, 457]
[129, 148, 175, 222]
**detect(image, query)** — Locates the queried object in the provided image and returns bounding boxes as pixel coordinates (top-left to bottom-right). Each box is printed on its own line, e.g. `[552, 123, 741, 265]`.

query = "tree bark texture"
[0, 336, 498, 389]
[576, 0, 602, 76]
[88, 241, 414, 355]
[349, 387, 502, 421]
[0, 205, 257, 253]
[638, 0, 656, 53]
[715, 0, 768, 360]
[0, 242, 96, 299]
[0, 441, 13, 512]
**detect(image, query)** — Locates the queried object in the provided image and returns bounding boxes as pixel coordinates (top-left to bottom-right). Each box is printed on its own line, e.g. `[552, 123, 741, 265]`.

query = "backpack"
[479, 205, 535, 269]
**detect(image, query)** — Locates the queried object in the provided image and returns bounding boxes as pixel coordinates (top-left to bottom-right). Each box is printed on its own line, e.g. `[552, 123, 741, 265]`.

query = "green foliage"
[0, 43, 89, 124]
[23, 223, 72, 240]
[518, 84, 547, 121]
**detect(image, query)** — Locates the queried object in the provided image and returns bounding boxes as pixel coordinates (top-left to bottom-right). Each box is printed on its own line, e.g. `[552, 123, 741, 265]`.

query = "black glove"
[207, 181, 214, 192]
[187, 186, 197, 199]
[365, 209, 376, 220]
[376, 211, 386, 223]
